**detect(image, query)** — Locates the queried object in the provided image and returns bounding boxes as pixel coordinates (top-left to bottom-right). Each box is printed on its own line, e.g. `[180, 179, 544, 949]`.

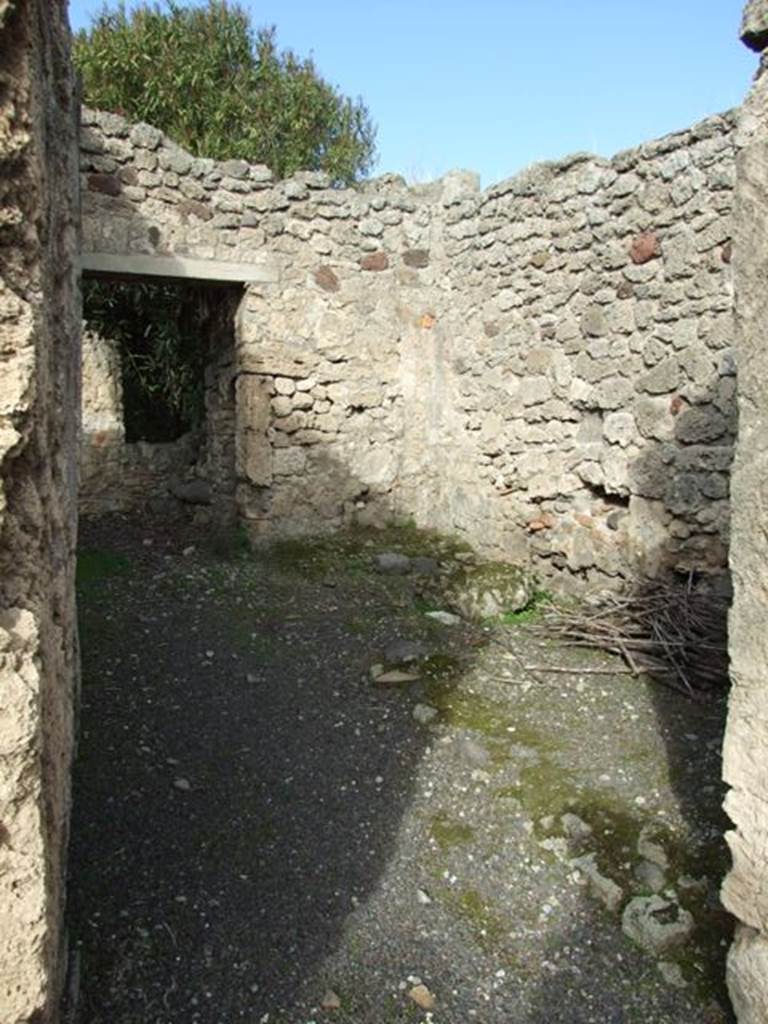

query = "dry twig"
[522, 576, 730, 699]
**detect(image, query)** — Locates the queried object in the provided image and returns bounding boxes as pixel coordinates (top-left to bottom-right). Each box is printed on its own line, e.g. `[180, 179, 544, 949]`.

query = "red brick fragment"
[359, 251, 389, 271]
[314, 266, 340, 292]
[630, 232, 659, 265]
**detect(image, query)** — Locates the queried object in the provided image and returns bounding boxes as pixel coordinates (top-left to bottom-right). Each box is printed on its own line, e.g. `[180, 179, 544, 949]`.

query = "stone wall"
[721, 3, 768, 1021]
[0, 1, 80, 1022]
[438, 118, 736, 587]
[80, 107, 737, 587]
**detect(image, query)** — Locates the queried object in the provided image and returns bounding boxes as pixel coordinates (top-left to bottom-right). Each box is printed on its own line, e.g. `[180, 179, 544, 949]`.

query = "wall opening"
[80, 274, 243, 520]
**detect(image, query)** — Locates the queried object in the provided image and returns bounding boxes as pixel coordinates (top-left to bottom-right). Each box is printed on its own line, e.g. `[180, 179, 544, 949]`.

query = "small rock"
[182, 545, 195, 557]
[412, 703, 439, 725]
[408, 984, 435, 1010]
[424, 610, 461, 626]
[677, 874, 708, 895]
[572, 854, 624, 912]
[410, 556, 440, 575]
[591, 872, 625, 913]
[246, 672, 258, 684]
[385, 639, 427, 664]
[374, 552, 411, 574]
[416, 888, 432, 905]
[539, 836, 569, 861]
[637, 823, 670, 869]
[634, 859, 666, 893]
[630, 231, 660, 265]
[320, 990, 341, 1010]
[374, 669, 421, 685]
[621, 895, 694, 955]
[561, 813, 593, 840]
[446, 562, 535, 621]
[173, 778, 191, 791]
[658, 961, 687, 988]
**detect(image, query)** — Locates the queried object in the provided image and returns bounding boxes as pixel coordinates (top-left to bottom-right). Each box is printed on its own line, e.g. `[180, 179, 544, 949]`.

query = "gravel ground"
[67, 514, 734, 1024]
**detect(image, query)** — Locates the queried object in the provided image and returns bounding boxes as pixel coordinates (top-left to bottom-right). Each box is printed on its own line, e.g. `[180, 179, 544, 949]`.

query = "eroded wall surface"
[721, 4, 768, 1021]
[438, 119, 736, 585]
[0, 1, 80, 1022]
[80, 109, 737, 588]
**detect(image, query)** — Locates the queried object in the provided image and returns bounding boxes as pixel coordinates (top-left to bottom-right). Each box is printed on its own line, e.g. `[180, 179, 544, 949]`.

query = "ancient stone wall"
[721, 3, 768, 1020]
[0, 1, 80, 1021]
[80, 107, 737, 587]
[438, 115, 737, 587]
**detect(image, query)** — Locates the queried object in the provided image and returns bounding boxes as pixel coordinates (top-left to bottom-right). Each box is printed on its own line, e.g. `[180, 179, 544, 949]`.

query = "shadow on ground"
[67, 513, 476, 1023]
[67, 513, 736, 1024]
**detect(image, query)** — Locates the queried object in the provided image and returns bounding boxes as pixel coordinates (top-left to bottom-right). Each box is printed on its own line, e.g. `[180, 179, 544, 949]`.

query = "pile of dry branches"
[526, 575, 730, 699]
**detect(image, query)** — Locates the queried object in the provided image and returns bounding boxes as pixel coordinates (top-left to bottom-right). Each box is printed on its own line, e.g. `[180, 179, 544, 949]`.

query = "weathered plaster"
[0, 1, 80, 1021]
[721, 31, 768, 1024]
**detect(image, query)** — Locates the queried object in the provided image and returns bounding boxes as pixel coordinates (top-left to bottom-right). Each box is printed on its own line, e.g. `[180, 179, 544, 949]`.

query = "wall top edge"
[80, 103, 739, 210]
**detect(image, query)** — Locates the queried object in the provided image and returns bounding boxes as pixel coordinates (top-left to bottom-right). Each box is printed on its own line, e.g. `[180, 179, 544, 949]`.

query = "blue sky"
[67, 0, 758, 188]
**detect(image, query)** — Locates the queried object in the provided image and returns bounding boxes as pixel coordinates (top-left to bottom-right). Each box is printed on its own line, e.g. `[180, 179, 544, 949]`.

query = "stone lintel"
[80, 251, 278, 285]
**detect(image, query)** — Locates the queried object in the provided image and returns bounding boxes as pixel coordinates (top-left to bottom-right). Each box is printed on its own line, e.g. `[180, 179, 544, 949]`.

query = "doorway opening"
[80, 275, 242, 521]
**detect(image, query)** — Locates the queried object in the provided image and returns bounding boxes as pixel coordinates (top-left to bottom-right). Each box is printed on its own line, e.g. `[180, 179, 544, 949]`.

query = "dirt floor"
[67, 513, 734, 1024]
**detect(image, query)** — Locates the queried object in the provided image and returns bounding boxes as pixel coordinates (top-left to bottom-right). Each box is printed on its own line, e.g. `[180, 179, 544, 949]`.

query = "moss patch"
[430, 811, 475, 850]
[259, 522, 473, 582]
[448, 886, 507, 950]
[500, 589, 553, 625]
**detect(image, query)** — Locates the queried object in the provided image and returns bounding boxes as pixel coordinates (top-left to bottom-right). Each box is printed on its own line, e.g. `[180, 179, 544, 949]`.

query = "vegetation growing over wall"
[73, 0, 377, 184]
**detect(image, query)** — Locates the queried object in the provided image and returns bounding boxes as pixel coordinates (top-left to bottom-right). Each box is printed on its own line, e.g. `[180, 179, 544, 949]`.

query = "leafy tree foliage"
[83, 279, 214, 443]
[74, 0, 377, 184]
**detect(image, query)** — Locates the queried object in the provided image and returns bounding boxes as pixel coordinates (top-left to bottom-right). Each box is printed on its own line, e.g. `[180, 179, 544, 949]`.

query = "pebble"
[410, 556, 440, 575]
[408, 984, 436, 1010]
[637, 823, 670, 869]
[561, 812, 593, 839]
[374, 552, 411, 574]
[621, 895, 694, 954]
[634, 859, 667, 893]
[571, 853, 624, 912]
[173, 778, 191, 791]
[413, 703, 439, 724]
[425, 610, 461, 626]
[385, 639, 427, 664]
[658, 961, 687, 988]
[374, 669, 421, 684]
[320, 990, 341, 1010]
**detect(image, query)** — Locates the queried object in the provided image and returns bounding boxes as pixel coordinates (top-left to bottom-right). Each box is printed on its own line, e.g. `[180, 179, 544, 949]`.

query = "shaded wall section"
[0, 1, 80, 1021]
[721, 4, 768, 1021]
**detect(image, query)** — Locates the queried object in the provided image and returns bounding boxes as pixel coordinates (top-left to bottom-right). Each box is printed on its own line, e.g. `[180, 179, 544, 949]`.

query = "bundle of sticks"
[525, 575, 730, 699]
